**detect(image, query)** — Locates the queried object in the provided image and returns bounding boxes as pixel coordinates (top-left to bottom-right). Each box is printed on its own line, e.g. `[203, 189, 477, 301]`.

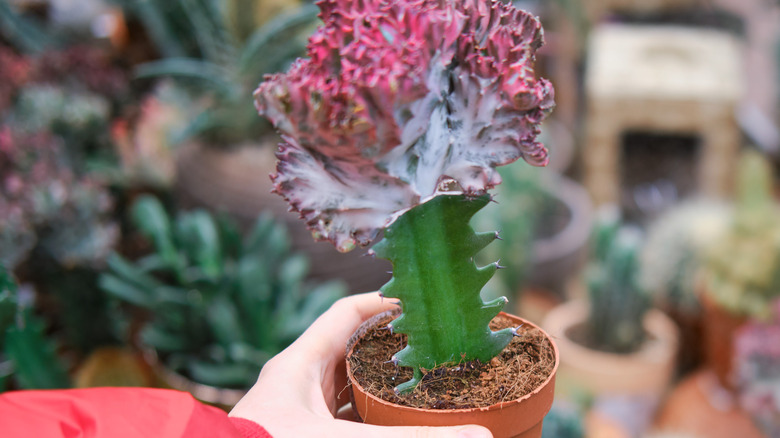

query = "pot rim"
[141, 346, 247, 407]
[346, 311, 560, 415]
[541, 299, 679, 394]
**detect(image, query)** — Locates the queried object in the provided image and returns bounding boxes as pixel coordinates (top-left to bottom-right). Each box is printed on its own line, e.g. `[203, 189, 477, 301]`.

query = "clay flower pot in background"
[347, 311, 559, 438]
[542, 299, 678, 435]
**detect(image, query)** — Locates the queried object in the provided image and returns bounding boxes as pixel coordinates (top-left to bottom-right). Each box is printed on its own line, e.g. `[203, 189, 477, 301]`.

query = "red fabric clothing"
[0, 387, 272, 438]
[229, 418, 273, 438]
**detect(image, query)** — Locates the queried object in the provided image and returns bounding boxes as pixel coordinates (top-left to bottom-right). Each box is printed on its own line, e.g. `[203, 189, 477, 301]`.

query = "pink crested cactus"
[255, 0, 554, 252]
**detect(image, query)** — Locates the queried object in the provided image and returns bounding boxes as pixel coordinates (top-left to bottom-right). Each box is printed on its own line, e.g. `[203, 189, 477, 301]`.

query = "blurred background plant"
[581, 207, 650, 354]
[541, 401, 585, 438]
[100, 195, 345, 390]
[702, 151, 780, 320]
[640, 199, 730, 375]
[107, 81, 196, 191]
[477, 165, 545, 302]
[0, 264, 71, 392]
[121, 0, 319, 146]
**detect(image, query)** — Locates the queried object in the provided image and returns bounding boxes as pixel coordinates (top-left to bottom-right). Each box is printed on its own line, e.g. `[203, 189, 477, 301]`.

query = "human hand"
[229, 291, 493, 438]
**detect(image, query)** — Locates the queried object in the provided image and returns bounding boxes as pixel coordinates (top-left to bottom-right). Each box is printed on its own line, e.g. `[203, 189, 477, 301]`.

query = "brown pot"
[528, 175, 593, 297]
[699, 290, 747, 391]
[346, 311, 559, 438]
[653, 369, 766, 438]
[542, 299, 678, 396]
[542, 300, 678, 435]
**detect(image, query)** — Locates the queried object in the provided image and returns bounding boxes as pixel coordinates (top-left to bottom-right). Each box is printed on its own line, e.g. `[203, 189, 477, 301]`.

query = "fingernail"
[456, 426, 492, 438]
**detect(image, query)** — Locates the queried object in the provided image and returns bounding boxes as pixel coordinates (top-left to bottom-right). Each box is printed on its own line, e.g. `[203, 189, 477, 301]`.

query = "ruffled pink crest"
[255, 0, 554, 251]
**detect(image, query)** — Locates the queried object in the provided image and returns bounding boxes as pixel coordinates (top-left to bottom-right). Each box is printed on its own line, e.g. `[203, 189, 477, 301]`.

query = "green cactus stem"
[370, 193, 517, 394]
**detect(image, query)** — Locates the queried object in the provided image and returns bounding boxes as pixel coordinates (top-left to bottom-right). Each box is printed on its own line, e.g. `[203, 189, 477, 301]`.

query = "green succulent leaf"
[276, 282, 344, 340]
[373, 194, 514, 393]
[187, 360, 258, 388]
[131, 196, 178, 267]
[205, 296, 245, 347]
[141, 324, 191, 353]
[99, 273, 154, 308]
[135, 59, 236, 96]
[5, 317, 70, 390]
[175, 211, 223, 279]
[101, 195, 345, 390]
[237, 3, 318, 76]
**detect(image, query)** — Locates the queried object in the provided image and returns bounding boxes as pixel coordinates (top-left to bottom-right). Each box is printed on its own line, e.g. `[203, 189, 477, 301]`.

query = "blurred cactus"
[100, 196, 345, 389]
[583, 207, 651, 354]
[703, 151, 780, 319]
[121, 0, 319, 144]
[640, 199, 730, 313]
[542, 401, 585, 438]
[0, 265, 71, 392]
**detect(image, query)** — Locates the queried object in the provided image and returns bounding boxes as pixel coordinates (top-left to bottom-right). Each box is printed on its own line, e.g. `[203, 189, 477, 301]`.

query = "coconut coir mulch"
[347, 311, 556, 410]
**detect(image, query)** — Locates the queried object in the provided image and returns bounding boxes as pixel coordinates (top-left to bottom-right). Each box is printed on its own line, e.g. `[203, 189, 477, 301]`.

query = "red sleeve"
[0, 388, 272, 438]
[229, 417, 274, 438]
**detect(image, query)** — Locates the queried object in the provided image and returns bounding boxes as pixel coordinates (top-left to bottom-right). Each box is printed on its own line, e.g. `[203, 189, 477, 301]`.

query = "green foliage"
[640, 199, 729, 314]
[100, 195, 345, 389]
[583, 208, 650, 354]
[372, 194, 515, 393]
[0, 1, 53, 53]
[542, 401, 585, 438]
[0, 265, 71, 392]
[124, 0, 319, 144]
[704, 151, 780, 319]
[476, 164, 547, 298]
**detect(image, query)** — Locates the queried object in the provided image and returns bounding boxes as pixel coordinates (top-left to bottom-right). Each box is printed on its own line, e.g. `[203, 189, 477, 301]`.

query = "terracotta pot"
[346, 311, 559, 438]
[142, 348, 246, 410]
[74, 347, 154, 388]
[699, 290, 746, 391]
[653, 369, 765, 438]
[542, 300, 678, 435]
[542, 299, 678, 395]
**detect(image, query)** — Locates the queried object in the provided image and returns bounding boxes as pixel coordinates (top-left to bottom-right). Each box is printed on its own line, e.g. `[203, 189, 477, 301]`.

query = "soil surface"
[347, 312, 556, 410]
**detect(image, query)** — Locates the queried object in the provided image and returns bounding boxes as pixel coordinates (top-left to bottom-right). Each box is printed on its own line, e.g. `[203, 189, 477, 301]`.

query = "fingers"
[333, 421, 494, 438]
[297, 291, 397, 363]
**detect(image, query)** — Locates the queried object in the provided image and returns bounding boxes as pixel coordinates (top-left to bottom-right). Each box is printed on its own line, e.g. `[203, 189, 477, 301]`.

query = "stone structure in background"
[583, 25, 743, 214]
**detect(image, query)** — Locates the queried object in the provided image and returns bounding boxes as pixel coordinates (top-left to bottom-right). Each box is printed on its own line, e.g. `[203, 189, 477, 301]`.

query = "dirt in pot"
[347, 312, 556, 410]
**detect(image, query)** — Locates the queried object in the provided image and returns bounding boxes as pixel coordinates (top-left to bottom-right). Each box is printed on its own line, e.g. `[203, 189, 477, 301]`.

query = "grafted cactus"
[371, 194, 516, 393]
[255, 0, 553, 251]
[254, 0, 552, 394]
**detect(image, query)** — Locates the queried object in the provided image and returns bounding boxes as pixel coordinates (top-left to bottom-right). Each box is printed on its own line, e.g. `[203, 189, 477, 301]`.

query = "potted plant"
[697, 150, 780, 390]
[639, 199, 730, 376]
[542, 208, 678, 436]
[99, 195, 345, 407]
[253, 0, 559, 436]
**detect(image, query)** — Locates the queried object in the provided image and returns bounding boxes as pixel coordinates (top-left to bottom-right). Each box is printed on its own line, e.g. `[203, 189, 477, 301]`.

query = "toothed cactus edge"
[370, 193, 518, 393]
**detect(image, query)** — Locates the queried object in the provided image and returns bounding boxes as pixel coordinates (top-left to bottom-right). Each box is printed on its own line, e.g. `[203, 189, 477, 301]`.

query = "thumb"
[339, 422, 494, 438]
